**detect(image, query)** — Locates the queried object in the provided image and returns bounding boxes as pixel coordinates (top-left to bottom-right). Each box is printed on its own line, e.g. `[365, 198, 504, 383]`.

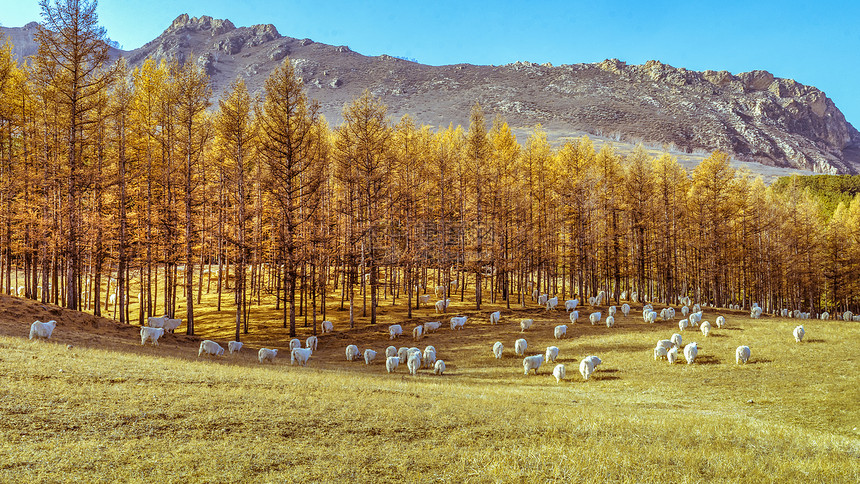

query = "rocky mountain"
[3, 14, 859, 174]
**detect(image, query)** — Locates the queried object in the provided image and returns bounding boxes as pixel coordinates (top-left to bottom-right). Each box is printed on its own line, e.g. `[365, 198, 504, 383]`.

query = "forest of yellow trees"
[0, 2, 858, 339]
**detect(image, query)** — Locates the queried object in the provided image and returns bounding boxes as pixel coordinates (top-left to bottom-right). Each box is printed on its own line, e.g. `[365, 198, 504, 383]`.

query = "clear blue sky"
[2, 0, 859, 126]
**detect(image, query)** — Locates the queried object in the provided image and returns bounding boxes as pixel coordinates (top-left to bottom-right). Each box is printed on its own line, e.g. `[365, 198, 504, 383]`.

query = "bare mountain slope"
[3, 15, 859, 174]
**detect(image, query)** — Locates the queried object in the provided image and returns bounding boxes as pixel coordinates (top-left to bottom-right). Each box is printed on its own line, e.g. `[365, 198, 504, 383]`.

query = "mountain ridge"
[3, 15, 858, 174]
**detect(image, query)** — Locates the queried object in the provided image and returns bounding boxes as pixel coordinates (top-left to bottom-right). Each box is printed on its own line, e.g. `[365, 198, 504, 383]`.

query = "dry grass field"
[1, 288, 858, 482]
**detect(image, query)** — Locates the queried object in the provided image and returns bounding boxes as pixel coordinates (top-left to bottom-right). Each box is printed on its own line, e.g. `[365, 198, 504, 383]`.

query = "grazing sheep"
[545, 346, 559, 363]
[715, 316, 726, 329]
[322, 320, 334, 333]
[289, 338, 302, 351]
[588, 296, 596, 306]
[644, 311, 658, 324]
[346, 344, 361, 361]
[489, 311, 502, 324]
[700, 320, 712, 337]
[423, 346, 437, 368]
[819, 311, 829, 320]
[407, 354, 421, 375]
[606, 315, 615, 328]
[608, 305, 617, 317]
[621, 303, 630, 317]
[546, 297, 559, 311]
[681, 306, 690, 317]
[585, 355, 602, 368]
[423, 321, 442, 333]
[450, 316, 467, 330]
[514, 338, 528, 356]
[412, 325, 424, 341]
[385, 346, 397, 358]
[589, 312, 602, 325]
[520, 318, 534, 332]
[684, 342, 698, 364]
[579, 358, 594, 381]
[565, 299, 579, 311]
[671, 333, 682, 349]
[793, 325, 805, 343]
[228, 341, 244, 354]
[291, 347, 312, 366]
[654, 345, 668, 360]
[140, 327, 165, 346]
[435, 285, 445, 298]
[418, 294, 431, 304]
[689, 311, 703, 327]
[198, 340, 224, 357]
[538, 294, 549, 306]
[679, 319, 689, 331]
[554, 325, 568, 339]
[569, 311, 579, 324]
[621, 291, 628, 300]
[596, 290, 606, 306]
[386, 356, 401, 373]
[146, 316, 168, 329]
[631, 291, 639, 303]
[306, 336, 318, 352]
[389, 324, 403, 340]
[258, 348, 278, 363]
[398, 347, 411, 362]
[29, 320, 57, 340]
[493, 341, 504, 359]
[434, 359, 446, 375]
[693, 303, 702, 313]
[435, 299, 450, 313]
[656, 339, 674, 352]
[750, 307, 763, 319]
[667, 346, 678, 364]
[844, 311, 855, 322]
[363, 349, 378, 365]
[552, 364, 566, 383]
[522, 354, 544, 375]
[736, 346, 751, 364]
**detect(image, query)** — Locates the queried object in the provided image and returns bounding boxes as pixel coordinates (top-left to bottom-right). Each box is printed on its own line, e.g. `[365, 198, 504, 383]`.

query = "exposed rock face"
[2, 16, 858, 174]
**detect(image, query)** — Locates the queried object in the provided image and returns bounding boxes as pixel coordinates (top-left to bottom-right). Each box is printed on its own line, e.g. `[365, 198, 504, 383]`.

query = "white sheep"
[514, 338, 528, 356]
[423, 346, 437, 368]
[819, 311, 829, 320]
[844, 311, 854, 322]
[419, 294, 431, 304]
[793, 325, 805, 343]
[289, 338, 301, 351]
[146, 316, 168, 329]
[198, 340, 224, 357]
[654, 345, 668, 361]
[715, 316, 726, 329]
[389, 324, 403, 340]
[163, 318, 182, 333]
[306, 336, 318, 351]
[397, 347, 410, 362]
[450, 316, 467, 330]
[434, 285, 445, 297]
[678, 319, 689, 331]
[140, 326, 165, 346]
[546, 296, 559, 311]
[29, 320, 57, 340]
[434, 359, 446, 375]
[684, 342, 698, 364]
[228, 341, 244, 354]
[545, 346, 559, 363]
[489, 311, 501, 324]
[552, 364, 566, 383]
[588, 296, 596, 306]
[523, 354, 544, 375]
[520, 318, 534, 332]
[589, 312, 601, 325]
[532, 289, 539, 300]
[631, 291, 639, 303]
[364, 349, 378, 365]
[700, 320, 711, 337]
[412, 325, 423, 341]
[620, 291, 628, 300]
[750, 307, 763, 319]
[322, 320, 334, 333]
[656, 339, 674, 352]
[621, 303, 630, 317]
[434, 299, 447, 313]
[288, 347, 310, 366]
[690, 311, 703, 327]
[493, 341, 504, 359]
[579, 358, 594, 381]
[258, 348, 277, 363]
[585, 356, 602, 369]
[423, 321, 442, 333]
[608, 305, 616, 317]
[385, 345, 397, 358]
[569, 311, 579, 324]
[693, 303, 702, 313]
[671, 333, 682, 348]
[407, 354, 421, 375]
[554, 325, 568, 339]
[346, 344, 361, 361]
[667, 346, 678, 364]
[565, 299, 579, 311]
[386, 356, 401, 373]
[645, 311, 658, 324]
[596, 290, 606, 306]
[681, 305, 690, 317]
[538, 294, 548, 306]
[17, 286, 25, 297]
[606, 315, 615, 328]
[736, 345, 751, 364]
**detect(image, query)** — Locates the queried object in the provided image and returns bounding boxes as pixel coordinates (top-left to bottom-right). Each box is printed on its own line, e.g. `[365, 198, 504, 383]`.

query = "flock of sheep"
[23, 287, 832, 385]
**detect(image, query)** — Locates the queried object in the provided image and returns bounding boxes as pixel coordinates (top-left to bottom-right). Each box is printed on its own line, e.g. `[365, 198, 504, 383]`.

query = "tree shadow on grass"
[804, 338, 825, 343]
[705, 333, 728, 338]
[592, 373, 620, 381]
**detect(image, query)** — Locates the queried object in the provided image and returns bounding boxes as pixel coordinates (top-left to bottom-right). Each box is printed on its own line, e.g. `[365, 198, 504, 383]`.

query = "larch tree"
[464, 102, 490, 309]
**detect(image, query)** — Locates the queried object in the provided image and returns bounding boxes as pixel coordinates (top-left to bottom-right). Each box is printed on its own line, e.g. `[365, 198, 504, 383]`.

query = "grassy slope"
[1, 292, 858, 482]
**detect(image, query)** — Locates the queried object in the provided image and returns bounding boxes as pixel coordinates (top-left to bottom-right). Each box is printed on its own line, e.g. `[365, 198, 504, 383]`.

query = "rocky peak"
[167, 14, 236, 36]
